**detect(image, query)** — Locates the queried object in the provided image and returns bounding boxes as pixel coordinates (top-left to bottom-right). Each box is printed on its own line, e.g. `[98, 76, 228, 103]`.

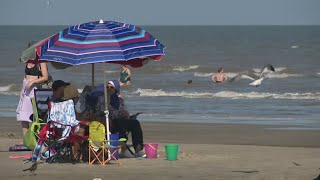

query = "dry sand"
[0, 118, 319, 180]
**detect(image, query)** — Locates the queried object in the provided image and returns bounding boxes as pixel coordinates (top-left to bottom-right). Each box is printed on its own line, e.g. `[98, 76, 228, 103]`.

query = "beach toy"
[8, 144, 31, 151]
[9, 154, 32, 159]
[165, 144, 179, 161]
[144, 143, 158, 158]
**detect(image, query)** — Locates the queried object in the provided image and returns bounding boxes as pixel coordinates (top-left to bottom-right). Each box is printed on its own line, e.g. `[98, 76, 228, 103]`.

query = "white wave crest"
[0, 84, 13, 92]
[194, 72, 239, 78]
[214, 91, 320, 100]
[275, 67, 288, 72]
[134, 88, 212, 98]
[225, 72, 239, 78]
[134, 89, 320, 100]
[173, 65, 199, 72]
[193, 72, 213, 77]
[251, 67, 301, 79]
[253, 72, 303, 79]
[104, 70, 118, 74]
[252, 67, 287, 73]
[0, 91, 20, 96]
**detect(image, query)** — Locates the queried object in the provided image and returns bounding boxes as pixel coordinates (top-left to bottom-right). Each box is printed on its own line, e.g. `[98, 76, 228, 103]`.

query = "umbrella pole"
[103, 63, 111, 160]
[92, 64, 95, 87]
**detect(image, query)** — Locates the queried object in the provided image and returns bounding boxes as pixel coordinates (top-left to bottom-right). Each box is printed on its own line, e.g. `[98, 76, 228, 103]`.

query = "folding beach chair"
[44, 99, 88, 163]
[42, 123, 73, 163]
[32, 89, 53, 123]
[88, 121, 126, 165]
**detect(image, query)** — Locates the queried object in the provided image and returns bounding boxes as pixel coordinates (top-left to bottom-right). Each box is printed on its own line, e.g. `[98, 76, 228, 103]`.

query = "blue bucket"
[109, 132, 119, 160]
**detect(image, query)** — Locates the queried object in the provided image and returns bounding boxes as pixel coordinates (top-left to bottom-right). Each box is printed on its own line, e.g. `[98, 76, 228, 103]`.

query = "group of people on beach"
[16, 59, 143, 159]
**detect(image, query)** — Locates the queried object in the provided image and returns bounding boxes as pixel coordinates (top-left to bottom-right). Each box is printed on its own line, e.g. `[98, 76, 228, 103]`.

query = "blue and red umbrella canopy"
[25, 20, 165, 67]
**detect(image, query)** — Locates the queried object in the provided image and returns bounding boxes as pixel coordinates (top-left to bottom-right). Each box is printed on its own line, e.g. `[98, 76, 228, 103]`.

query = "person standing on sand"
[16, 61, 49, 137]
[119, 64, 131, 87]
[212, 67, 228, 83]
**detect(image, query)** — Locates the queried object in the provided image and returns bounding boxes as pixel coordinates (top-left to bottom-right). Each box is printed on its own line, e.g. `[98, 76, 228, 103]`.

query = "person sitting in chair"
[49, 81, 90, 162]
[89, 80, 144, 157]
[50, 80, 70, 102]
[62, 84, 92, 162]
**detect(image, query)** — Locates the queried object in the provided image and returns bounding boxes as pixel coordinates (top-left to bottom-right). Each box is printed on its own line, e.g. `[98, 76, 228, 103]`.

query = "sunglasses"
[107, 86, 114, 89]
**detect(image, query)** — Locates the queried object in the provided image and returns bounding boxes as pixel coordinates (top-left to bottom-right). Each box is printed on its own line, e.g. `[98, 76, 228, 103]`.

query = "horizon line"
[1, 24, 320, 26]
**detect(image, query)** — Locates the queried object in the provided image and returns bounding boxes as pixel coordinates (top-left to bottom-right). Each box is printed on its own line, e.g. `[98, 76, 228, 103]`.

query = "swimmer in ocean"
[212, 67, 228, 83]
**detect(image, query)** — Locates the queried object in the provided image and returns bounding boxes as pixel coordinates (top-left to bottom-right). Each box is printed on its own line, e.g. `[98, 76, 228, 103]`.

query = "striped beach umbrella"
[20, 20, 166, 153]
[21, 20, 165, 68]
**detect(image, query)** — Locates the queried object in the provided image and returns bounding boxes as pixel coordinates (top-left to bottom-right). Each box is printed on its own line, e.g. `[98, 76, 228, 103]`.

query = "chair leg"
[102, 146, 105, 165]
[89, 146, 105, 165]
[88, 144, 91, 164]
[104, 148, 122, 166]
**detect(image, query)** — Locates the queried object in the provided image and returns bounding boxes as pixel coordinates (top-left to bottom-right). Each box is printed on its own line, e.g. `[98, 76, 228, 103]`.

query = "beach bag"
[37, 74, 53, 89]
[37, 64, 53, 89]
[23, 126, 37, 150]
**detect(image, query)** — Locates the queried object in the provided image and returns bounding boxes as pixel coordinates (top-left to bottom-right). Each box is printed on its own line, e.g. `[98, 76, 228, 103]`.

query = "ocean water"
[0, 25, 320, 128]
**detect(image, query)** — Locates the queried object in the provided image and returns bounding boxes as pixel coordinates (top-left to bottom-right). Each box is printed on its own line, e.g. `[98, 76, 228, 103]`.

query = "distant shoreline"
[1, 24, 320, 27]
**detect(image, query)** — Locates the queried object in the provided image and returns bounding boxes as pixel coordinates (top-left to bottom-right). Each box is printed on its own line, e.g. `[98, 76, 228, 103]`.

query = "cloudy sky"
[1, 0, 320, 25]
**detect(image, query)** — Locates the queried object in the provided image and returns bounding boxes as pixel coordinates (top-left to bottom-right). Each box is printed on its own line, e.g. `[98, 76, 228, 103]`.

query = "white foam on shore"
[173, 65, 199, 72]
[134, 88, 320, 100]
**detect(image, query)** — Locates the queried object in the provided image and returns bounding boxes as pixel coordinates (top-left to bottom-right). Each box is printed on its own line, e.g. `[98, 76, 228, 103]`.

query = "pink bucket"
[144, 143, 158, 158]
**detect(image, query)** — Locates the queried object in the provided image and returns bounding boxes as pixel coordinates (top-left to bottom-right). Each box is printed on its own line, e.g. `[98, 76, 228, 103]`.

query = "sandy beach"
[0, 118, 319, 180]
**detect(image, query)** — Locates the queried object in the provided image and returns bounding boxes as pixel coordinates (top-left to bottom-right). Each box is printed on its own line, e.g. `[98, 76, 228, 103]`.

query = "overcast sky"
[1, 0, 320, 25]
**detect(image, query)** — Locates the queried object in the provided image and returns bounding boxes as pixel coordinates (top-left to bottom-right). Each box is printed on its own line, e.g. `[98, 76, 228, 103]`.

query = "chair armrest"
[79, 121, 89, 126]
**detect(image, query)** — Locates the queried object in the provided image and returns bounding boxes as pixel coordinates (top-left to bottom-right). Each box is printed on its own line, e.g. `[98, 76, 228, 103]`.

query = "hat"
[52, 80, 70, 91]
[108, 80, 115, 87]
[63, 85, 79, 100]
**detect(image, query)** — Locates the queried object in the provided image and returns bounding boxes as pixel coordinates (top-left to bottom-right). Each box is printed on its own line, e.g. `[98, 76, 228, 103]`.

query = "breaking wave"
[173, 65, 199, 72]
[193, 72, 213, 77]
[0, 84, 13, 92]
[0, 84, 19, 96]
[134, 88, 320, 100]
